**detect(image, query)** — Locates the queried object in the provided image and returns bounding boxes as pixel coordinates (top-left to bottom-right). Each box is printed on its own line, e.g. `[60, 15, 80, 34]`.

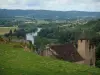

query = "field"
[0, 42, 100, 75]
[0, 27, 17, 35]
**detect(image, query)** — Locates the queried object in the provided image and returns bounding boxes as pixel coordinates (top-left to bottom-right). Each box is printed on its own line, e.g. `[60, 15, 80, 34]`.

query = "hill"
[0, 42, 100, 75]
[0, 9, 100, 19]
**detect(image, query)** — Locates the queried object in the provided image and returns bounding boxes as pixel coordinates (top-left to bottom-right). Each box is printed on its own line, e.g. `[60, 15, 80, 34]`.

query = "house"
[40, 38, 96, 66]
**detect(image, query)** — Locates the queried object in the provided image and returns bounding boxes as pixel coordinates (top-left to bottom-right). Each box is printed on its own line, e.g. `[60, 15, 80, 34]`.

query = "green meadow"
[0, 43, 100, 75]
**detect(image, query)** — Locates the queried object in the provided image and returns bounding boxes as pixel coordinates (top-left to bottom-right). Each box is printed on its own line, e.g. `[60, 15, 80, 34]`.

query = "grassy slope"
[0, 43, 100, 75]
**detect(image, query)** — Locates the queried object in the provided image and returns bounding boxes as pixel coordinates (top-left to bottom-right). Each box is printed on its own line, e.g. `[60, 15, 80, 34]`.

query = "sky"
[0, 0, 100, 12]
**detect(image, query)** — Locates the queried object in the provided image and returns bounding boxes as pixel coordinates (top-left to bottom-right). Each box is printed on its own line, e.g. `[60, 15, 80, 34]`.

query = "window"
[90, 59, 93, 66]
[89, 49, 91, 52]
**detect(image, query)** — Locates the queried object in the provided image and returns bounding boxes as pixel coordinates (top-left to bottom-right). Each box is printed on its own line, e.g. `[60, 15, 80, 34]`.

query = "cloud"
[0, 0, 100, 12]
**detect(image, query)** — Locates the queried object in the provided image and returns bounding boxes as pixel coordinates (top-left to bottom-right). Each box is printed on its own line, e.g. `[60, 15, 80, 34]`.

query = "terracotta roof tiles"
[50, 44, 84, 62]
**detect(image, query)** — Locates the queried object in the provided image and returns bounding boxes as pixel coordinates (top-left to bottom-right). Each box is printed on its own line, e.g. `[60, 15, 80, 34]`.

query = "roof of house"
[50, 44, 84, 62]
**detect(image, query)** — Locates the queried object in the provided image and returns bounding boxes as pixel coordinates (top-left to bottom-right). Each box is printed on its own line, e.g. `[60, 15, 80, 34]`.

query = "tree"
[8, 29, 13, 41]
[96, 60, 100, 68]
[34, 36, 50, 50]
[14, 29, 17, 32]
[28, 41, 33, 50]
[96, 43, 100, 60]
[58, 31, 75, 44]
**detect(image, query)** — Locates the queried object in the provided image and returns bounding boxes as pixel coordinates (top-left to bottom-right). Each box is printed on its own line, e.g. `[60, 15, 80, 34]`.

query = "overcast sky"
[0, 0, 100, 12]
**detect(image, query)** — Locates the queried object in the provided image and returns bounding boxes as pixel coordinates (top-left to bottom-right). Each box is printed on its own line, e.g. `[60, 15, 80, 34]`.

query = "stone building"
[40, 38, 96, 66]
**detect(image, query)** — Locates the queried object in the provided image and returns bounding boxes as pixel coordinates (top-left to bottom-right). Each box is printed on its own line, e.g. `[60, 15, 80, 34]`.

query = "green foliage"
[34, 36, 50, 50]
[96, 60, 100, 68]
[0, 19, 14, 27]
[38, 28, 77, 44]
[96, 43, 100, 60]
[58, 31, 75, 44]
[17, 22, 38, 32]
[28, 41, 35, 52]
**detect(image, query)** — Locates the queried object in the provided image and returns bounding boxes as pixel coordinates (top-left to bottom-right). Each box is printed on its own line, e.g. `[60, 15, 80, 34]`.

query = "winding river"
[26, 28, 42, 44]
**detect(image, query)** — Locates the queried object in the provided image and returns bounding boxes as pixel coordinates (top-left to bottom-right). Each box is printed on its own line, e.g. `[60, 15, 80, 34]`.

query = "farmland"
[0, 27, 17, 35]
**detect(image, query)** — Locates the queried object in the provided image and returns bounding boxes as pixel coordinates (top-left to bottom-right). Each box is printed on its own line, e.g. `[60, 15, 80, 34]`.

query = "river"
[26, 28, 42, 44]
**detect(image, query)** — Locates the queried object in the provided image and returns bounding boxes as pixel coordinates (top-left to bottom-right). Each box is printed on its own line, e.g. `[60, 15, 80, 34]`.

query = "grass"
[0, 27, 17, 35]
[0, 43, 100, 75]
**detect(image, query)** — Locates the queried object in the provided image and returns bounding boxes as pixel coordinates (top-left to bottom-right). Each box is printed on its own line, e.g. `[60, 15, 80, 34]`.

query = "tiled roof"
[50, 44, 84, 62]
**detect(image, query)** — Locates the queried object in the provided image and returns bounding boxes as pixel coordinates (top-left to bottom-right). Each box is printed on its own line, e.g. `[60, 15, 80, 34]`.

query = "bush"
[96, 60, 100, 68]
[13, 44, 22, 48]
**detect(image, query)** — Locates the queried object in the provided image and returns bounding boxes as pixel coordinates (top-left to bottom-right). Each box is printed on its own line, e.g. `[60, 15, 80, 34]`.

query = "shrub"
[13, 44, 22, 48]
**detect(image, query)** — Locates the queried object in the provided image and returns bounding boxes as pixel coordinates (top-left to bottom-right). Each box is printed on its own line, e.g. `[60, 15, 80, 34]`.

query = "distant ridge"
[0, 9, 100, 19]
